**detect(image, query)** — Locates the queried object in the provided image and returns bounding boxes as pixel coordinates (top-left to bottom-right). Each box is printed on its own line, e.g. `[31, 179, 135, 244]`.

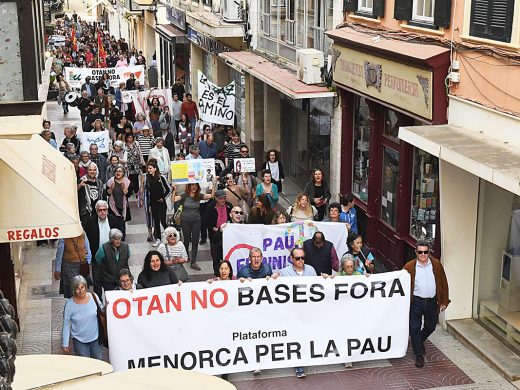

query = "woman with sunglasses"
[347, 233, 376, 274]
[157, 226, 189, 282]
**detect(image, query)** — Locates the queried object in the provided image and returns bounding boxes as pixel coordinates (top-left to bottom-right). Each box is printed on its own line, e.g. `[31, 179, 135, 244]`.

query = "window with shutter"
[470, 0, 514, 42]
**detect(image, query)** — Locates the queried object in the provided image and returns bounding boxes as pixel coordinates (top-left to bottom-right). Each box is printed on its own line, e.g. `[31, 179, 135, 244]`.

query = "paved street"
[13, 101, 517, 389]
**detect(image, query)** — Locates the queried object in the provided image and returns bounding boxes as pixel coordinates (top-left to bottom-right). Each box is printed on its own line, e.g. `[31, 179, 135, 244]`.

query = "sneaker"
[295, 368, 306, 378]
[415, 355, 424, 368]
[344, 362, 353, 368]
[152, 239, 161, 247]
[190, 262, 201, 271]
[252, 369, 262, 375]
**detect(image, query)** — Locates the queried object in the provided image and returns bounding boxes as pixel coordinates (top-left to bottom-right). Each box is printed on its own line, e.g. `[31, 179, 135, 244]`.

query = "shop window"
[381, 146, 399, 228]
[309, 108, 331, 181]
[384, 109, 402, 142]
[410, 148, 438, 241]
[352, 97, 370, 203]
[469, 0, 514, 43]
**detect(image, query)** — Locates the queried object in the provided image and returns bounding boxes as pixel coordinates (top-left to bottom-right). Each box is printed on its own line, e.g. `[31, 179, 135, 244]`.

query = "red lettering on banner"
[192, 290, 208, 309]
[210, 289, 228, 308]
[165, 292, 182, 312]
[113, 298, 131, 319]
[147, 295, 164, 315]
[133, 296, 148, 316]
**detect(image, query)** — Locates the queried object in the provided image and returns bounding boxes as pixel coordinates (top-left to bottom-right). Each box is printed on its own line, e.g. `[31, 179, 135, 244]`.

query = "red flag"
[97, 30, 106, 59]
[71, 26, 77, 52]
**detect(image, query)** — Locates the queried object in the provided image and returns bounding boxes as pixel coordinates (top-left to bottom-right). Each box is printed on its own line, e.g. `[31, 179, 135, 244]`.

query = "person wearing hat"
[157, 121, 175, 160]
[149, 137, 171, 180]
[206, 190, 233, 276]
[137, 126, 155, 162]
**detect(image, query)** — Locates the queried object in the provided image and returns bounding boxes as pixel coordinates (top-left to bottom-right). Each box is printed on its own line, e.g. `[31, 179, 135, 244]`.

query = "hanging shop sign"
[187, 27, 232, 55]
[166, 5, 186, 30]
[332, 45, 433, 120]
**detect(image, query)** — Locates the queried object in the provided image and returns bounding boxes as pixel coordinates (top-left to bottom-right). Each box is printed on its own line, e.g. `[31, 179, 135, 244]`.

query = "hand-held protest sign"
[223, 221, 349, 274]
[198, 71, 235, 126]
[233, 158, 256, 173]
[106, 272, 411, 374]
[64, 65, 145, 88]
[171, 158, 216, 184]
[80, 130, 110, 154]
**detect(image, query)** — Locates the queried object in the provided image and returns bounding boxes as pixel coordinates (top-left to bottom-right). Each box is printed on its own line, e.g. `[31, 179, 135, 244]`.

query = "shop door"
[375, 109, 406, 268]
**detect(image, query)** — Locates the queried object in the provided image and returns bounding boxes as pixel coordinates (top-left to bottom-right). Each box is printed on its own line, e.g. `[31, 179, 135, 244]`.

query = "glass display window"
[352, 97, 370, 202]
[410, 148, 438, 240]
[381, 146, 399, 228]
[384, 109, 403, 142]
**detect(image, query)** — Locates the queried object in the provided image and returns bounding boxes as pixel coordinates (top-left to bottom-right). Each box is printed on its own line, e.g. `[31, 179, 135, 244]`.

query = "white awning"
[399, 124, 520, 195]
[0, 135, 82, 242]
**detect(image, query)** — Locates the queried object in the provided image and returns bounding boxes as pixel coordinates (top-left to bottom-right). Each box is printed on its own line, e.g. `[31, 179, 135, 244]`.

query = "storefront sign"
[170, 158, 216, 184]
[198, 71, 236, 126]
[223, 222, 349, 274]
[166, 5, 186, 30]
[332, 45, 433, 120]
[63, 65, 145, 88]
[5, 227, 60, 242]
[105, 272, 410, 373]
[187, 27, 232, 55]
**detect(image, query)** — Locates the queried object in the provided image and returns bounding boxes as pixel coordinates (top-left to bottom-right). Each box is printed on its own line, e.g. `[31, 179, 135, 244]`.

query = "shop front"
[399, 98, 520, 377]
[328, 27, 450, 269]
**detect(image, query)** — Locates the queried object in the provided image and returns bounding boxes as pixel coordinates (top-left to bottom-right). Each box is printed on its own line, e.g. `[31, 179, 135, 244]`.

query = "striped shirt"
[225, 141, 246, 168]
[158, 242, 188, 261]
[137, 135, 155, 157]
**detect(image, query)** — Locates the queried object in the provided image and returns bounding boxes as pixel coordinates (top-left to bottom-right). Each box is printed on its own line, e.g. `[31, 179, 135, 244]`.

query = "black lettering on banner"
[309, 283, 325, 302]
[181, 352, 197, 370]
[287, 342, 302, 360]
[351, 282, 369, 299]
[335, 283, 350, 300]
[274, 283, 290, 303]
[128, 357, 146, 369]
[216, 348, 231, 366]
[293, 284, 308, 303]
[234, 347, 248, 364]
[256, 345, 269, 362]
[238, 287, 254, 306]
[271, 343, 285, 361]
[257, 286, 274, 304]
[325, 340, 340, 357]
[347, 339, 360, 356]
[164, 354, 177, 368]
[310, 341, 322, 358]
[148, 355, 161, 367]
[370, 281, 386, 298]
[388, 278, 405, 297]
[199, 350, 214, 368]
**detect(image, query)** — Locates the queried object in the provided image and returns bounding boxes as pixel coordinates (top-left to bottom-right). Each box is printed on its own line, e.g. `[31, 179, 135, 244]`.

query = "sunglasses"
[293, 256, 305, 260]
[233, 211, 244, 215]
[168, 233, 177, 238]
[240, 150, 248, 153]
[416, 250, 429, 254]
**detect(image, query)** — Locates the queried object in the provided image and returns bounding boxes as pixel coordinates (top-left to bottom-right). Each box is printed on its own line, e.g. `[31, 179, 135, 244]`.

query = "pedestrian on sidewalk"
[403, 240, 450, 368]
[62, 275, 103, 360]
[54, 233, 92, 298]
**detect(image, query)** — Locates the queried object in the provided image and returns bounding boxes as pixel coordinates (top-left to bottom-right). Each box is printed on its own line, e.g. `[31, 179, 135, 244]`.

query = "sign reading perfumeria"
[106, 272, 410, 374]
[332, 45, 433, 120]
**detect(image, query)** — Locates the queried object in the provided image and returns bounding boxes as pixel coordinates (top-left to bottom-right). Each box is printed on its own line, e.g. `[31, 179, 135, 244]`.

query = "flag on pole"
[97, 30, 106, 59]
[71, 26, 77, 52]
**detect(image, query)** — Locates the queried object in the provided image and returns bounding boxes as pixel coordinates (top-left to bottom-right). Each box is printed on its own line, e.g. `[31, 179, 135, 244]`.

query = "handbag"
[91, 293, 108, 348]
[165, 245, 189, 282]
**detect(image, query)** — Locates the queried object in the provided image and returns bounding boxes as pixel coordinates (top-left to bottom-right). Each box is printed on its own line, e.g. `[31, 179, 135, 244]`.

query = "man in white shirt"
[403, 240, 450, 368]
[171, 94, 182, 140]
[84, 200, 125, 258]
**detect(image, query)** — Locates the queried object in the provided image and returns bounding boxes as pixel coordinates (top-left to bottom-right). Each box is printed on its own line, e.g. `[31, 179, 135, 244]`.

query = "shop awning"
[399, 124, 520, 195]
[0, 135, 82, 243]
[220, 51, 335, 100]
[155, 24, 188, 44]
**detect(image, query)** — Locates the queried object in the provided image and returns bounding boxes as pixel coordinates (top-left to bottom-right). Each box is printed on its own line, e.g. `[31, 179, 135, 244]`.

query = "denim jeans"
[409, 296, 438, 356]
[72, 338, 103, 360]
[189, 117, 197, 141]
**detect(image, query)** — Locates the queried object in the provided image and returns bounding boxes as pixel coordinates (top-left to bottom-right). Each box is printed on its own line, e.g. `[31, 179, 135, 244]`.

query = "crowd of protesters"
[48, 13, 449, 382]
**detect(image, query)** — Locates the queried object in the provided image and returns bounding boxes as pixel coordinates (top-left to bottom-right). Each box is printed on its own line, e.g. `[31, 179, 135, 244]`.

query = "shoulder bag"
[165, 245, 189, 282]
[91, 293, 108, 348]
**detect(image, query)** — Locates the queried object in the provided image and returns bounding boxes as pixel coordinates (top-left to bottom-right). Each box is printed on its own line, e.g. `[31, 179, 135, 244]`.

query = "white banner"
[223, 221, 349, 274]
[129, 89, 173, 119]
[233, 158, 256, 173]
[106, 272, 411, 374]
[64, 65, 145, 88]
[197, 71, 235, 126]
[80, 130, 110, 154]
[171, 158, 215, 184]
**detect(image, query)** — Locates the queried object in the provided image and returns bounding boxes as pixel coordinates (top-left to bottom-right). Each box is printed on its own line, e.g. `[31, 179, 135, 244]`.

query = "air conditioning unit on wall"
[296, 49, 324, 85]
[222, 0, 242, 22]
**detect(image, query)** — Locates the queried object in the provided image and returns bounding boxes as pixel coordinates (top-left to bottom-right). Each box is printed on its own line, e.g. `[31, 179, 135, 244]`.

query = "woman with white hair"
[93, 228, 130, 297]
[109, 140, 127, 167]
[62, 275, 103, 359]
[133, 112, 151, 137]
[149, 137, 171, 179]
[157, 226, 189, 282]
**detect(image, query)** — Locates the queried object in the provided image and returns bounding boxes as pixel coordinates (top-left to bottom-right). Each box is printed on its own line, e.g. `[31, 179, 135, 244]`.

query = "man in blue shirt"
[198, 133, 218, 159]
[237, 247, 273, 279]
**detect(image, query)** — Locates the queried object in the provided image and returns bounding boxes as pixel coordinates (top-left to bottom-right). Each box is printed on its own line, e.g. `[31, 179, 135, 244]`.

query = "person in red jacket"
[181, 93, 199, 142]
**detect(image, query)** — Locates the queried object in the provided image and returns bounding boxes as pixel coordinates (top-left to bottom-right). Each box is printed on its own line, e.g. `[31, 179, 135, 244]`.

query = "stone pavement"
[15, 104, 518, 389]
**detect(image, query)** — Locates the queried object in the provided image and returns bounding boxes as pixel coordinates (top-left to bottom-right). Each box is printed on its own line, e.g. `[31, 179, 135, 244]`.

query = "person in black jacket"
[206, 191, 232, 276]
[83, 201, 125, 257]
[138, 251, 178, 288]
[157, 122, 175, 160]
[264, 149, 285, 194]
[171, 78, 186, 102]
[303, 168, 331, 221]
[302, 231, 339, 275]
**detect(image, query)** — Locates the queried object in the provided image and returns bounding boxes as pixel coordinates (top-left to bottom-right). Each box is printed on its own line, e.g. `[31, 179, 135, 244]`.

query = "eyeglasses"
[232, 211, 244, 215]
[416, 250, 429, 254]
[293, 256, 305, 261]
[120, 279, 131, 284]
[98, 208, 108, 212]
[240, 150, 248, 153]
[168, 233, 177, 238]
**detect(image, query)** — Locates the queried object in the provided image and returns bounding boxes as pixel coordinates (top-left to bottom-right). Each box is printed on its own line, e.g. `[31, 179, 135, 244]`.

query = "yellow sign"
[332, 45, 433, 120]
